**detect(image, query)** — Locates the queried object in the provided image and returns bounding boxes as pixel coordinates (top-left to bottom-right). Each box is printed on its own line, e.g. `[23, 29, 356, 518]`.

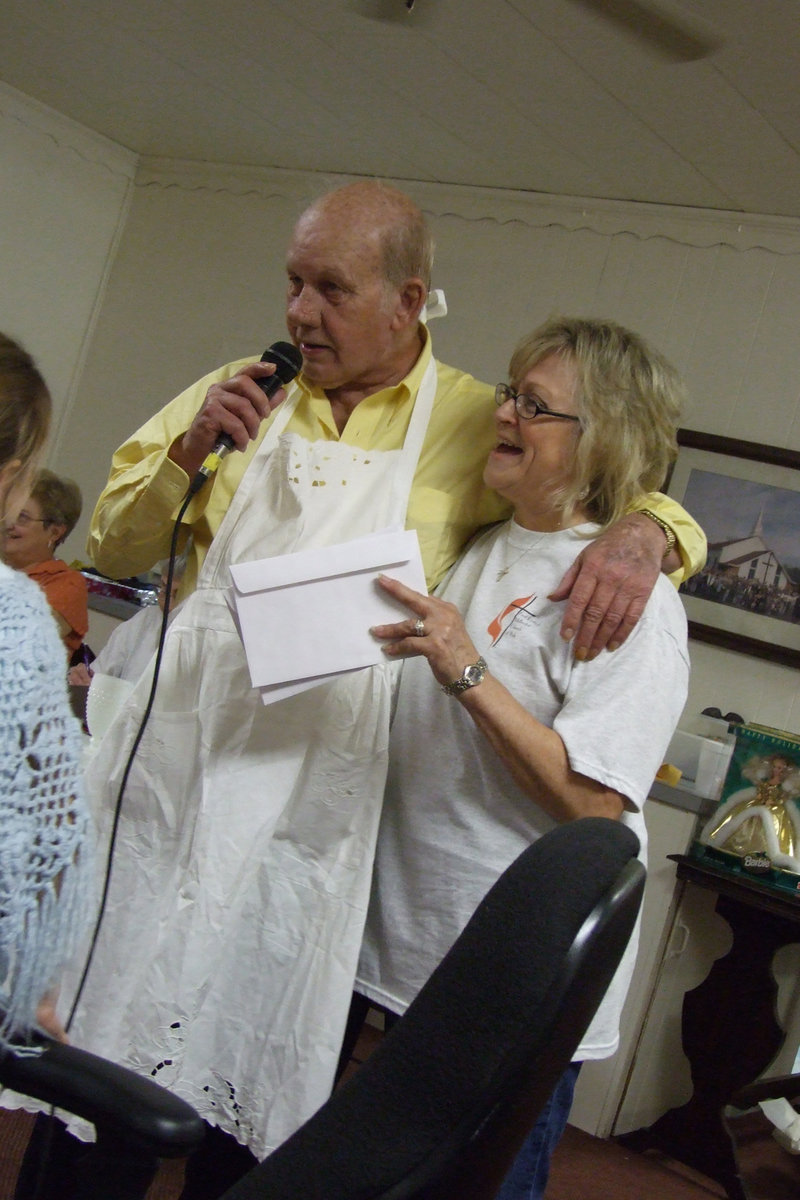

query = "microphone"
[188, 341, 303, 495]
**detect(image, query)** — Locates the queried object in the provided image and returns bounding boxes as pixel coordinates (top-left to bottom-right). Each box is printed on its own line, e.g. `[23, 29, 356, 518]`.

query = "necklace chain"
[495, 530, 546, 581]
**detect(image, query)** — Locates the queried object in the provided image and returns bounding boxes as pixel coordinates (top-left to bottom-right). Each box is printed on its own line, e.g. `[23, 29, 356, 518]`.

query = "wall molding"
[135, 157, 800, 256]
[0, 81, 138, 180]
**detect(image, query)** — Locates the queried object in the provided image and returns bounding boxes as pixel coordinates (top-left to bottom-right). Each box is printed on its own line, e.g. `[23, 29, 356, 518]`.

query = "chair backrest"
[222, 816, 645, 1200]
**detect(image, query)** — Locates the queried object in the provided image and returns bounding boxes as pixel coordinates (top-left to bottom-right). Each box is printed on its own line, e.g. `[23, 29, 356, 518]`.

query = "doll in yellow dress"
[701, 753, 800, 872]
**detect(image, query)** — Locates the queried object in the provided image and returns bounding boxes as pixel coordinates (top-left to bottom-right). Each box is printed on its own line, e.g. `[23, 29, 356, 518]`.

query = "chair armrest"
[0, 1034, 204, 1157]
[729, 1073, 800, 1111]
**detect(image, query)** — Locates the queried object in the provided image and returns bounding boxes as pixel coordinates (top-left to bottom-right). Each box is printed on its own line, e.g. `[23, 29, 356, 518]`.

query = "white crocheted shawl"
[0, 562, 91, 1041]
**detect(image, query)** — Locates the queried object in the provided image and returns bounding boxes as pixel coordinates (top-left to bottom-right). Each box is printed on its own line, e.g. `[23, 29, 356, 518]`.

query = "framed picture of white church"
[665, 430, 800, 667]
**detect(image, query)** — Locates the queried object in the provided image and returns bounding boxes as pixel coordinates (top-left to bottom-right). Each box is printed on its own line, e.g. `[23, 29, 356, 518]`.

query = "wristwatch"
[441, 656, 488, 697]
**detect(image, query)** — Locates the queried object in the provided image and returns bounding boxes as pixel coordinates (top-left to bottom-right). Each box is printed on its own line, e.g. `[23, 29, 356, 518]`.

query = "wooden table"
[617, 854, 800, 1200]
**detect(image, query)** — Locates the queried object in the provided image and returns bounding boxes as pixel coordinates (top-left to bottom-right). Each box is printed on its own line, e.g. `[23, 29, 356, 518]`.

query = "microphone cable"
[63, 492, 189, 1037]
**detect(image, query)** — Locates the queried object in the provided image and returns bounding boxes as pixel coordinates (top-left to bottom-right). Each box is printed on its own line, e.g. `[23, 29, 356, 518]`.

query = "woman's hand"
[373, 578, 624, 822]
[67, 663, 93, 686]
[36, 992, 68, 1043]
[371, 575, 481, 690]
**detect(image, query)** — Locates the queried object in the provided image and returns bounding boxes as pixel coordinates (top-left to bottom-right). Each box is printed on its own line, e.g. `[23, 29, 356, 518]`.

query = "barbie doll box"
[692, 722, 800, 895]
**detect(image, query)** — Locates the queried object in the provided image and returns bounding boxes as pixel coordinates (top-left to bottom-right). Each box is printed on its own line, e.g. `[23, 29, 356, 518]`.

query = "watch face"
[443, 657, 486, 696]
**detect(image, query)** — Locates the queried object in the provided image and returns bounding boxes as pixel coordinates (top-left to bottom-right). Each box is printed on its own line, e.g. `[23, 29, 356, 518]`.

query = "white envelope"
[229, 529, 428, 703]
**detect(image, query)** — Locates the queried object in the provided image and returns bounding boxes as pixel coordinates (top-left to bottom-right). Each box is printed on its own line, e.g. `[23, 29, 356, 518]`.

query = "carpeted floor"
[551, 1115, 799, 1200]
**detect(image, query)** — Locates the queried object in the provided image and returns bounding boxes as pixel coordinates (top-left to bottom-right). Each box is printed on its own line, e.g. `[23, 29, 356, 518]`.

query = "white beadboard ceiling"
[2, 0, 800, 219]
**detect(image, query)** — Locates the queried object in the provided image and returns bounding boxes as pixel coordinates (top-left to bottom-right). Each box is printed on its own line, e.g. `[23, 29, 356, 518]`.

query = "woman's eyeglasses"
[5, 510, 50, 530]
[495, 383, 580, 423]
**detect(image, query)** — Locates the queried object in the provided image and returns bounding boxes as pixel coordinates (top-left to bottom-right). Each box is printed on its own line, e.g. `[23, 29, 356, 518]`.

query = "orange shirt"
[25, 559, 89, 655]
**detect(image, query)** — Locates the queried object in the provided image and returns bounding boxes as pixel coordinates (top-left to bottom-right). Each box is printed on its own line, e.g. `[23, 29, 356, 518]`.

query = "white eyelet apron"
[62, 360, 437, 1158]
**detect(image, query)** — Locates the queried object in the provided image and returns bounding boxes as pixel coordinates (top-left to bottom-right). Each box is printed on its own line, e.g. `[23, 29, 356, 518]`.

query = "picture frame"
[665, 430, 800, 668]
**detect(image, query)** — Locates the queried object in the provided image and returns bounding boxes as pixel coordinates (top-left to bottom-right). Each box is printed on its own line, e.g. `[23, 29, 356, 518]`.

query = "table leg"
[617, 895, 797, 1199]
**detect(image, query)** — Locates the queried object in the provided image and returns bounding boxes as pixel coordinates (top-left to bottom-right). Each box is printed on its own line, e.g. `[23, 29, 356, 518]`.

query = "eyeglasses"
[10, 510, 50, 528]
[495, 383, 581, 423]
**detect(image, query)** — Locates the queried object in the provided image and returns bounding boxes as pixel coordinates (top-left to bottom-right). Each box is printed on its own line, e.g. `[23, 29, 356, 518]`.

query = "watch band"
[640, 508, 677, 558]
[441, 656, 488, 697]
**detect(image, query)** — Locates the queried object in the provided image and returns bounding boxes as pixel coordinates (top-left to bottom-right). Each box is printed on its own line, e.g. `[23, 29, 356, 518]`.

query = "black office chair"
[221, 816, 645, 1200]
[0, 817, 643, 1200]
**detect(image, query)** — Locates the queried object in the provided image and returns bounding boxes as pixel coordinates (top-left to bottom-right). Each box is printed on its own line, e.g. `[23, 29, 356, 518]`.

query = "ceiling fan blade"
[352, 0, 438, 26]
[566, 0, 723, 62]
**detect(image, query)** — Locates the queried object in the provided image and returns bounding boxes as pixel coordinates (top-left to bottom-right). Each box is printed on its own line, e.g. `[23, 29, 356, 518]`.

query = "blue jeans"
[495, 1061, 582, 1200]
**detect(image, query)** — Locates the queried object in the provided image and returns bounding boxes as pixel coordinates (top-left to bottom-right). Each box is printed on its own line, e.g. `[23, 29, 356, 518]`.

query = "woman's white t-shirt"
[357, 519, 689, 1061]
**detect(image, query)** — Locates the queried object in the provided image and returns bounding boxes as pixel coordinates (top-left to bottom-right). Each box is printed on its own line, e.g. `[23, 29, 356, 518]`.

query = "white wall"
[0, 82, 136, 566]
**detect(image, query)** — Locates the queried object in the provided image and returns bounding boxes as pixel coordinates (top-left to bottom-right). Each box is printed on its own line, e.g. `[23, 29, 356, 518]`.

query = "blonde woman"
[358, 317, 692, 1200]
